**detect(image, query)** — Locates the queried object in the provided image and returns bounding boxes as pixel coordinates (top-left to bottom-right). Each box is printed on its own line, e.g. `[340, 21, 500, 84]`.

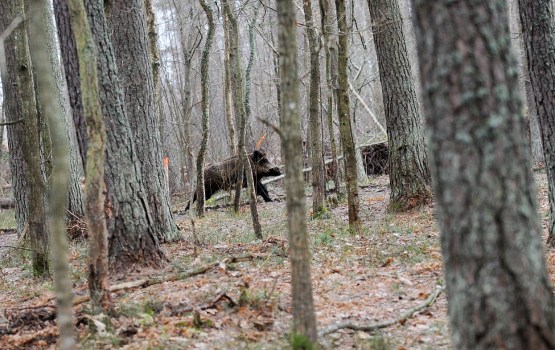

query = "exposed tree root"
[319, 286, 445, 337]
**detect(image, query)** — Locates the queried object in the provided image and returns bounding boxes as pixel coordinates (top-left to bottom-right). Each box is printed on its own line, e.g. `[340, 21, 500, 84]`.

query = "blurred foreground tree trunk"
[414, 1, 555, 348]
[276, 0, 318, 346]
[27, 0, 74, 346]
[68, 0, 111, 311]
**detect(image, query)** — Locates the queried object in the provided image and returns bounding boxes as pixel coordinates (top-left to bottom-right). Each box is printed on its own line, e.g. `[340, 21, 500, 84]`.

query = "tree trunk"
[67, 0, 112, 311]
[367, 0, 431, 211]
[223, 0, 246, 213]
[319, 0, 341, 197]
[85, 0, 166, 270]
[276, 0, 318, 345]
[223, 14, 237, 156]
[106, 0, 179, 242]
[414, 1, 555, 349]
[304, 0, 326, 215]
[335, 0, 360, 230]
[53, 0, 87, 168]
[507, 1, 544, 165]
[244, 3, 262, 239]
[43, 0, 85, 223]
[1, 0, 50, 276]
[517, 0, 555, 246]
[27, 0, 75, 346]
[196, 0, 215, 217]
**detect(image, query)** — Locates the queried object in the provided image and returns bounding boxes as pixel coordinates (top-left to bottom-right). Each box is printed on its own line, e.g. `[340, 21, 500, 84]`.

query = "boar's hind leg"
[256, 181, 273, 202]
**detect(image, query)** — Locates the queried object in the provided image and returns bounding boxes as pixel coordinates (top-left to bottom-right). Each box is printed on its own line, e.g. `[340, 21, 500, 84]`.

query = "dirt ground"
[1, 171, 554, 349]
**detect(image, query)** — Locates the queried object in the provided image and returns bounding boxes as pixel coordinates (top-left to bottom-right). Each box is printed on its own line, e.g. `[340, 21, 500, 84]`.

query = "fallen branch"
[19, 253, 266, 310]
[319, 286, 445, 337]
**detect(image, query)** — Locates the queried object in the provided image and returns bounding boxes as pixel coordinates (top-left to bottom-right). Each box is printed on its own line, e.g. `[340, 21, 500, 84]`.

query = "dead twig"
[319, 286, 445, 337]
[200, 291, 237, 310]
[0, 118, 24, 126]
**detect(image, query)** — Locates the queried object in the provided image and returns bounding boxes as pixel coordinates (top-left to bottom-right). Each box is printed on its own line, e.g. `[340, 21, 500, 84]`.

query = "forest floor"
[0, 171, 554, 349]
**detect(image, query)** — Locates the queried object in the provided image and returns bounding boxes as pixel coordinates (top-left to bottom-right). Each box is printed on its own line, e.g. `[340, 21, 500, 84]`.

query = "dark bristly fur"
[187, 149, 281, 209]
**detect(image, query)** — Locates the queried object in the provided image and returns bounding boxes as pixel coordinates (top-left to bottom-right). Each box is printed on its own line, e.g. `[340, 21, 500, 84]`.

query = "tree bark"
[106, 0, 179, 242]
[53, 0, 87, 168]
[1, 0, 50, 275]
[319, 0, 341, 197]
[517, 0, 555, 246]
[304, 0, 326, 215]
[42, 0, 85, 223]
[244, 3, 262, 239]
[335, 0, 360, 230]
[414, 1, 555, 349]
[84, 0, 166, 270]
[67, 0, 112, 311]
[276, 0, 318, 345]
[223, 14, 237, 156]
[27, 0, 75, 346]
[196, 0, 215, 217]
[367, 0, 431, 211]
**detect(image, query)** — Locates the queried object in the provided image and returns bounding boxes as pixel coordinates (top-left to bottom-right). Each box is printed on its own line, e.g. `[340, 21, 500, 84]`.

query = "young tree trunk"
[67, 0, 111, 311]
[319, 0, 341, 197]
[244, 3, 262, 239]
[84, 0, 166, 270]
[517, 0, 555, 246]
[53, 0, 87, 167]
[223, 14, 237, 156]
[223, 0, 246, 213]
[414, 1, 555, 349]
[196, 0, 215, 217]
[335, 0, 360, 230]
[304, 0, 326, 215]
[367, 0, 431, 211]
[276, 0, 318, 345]
[106, 0, 179, 242]
[1, 0, 50, 276]
[27, 0, 75, 345]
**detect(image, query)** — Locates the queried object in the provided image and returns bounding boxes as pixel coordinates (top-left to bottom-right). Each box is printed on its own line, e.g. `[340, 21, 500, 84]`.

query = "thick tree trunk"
[367, 0, 431, 211]
[517, 0, 555, 246]
[335, 0, 360, 230]
[1, 0, 50, 275]
[304, 0, 326, 215]
[414, 1, 555, 349]
[27, 0, 75, 346]
[53, 0, 87, 167]
[276, 0, 318, 345]
[107, 0, 179, 242]
[43, 0, 85, 223]
[85, 0, 166, 270]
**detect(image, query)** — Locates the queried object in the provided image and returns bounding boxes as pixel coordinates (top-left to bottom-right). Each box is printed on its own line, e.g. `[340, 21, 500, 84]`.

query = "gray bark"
[367, 0, 431, 211]
[276, 0, 318, 345]
[107, 0, 179, 242]
[27, 0, 75, 346]
[414, 1, 555, 349]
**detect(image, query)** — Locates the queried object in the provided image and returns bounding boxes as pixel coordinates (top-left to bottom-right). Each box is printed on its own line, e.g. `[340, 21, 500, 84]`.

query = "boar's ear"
[252, 149, 264, 161]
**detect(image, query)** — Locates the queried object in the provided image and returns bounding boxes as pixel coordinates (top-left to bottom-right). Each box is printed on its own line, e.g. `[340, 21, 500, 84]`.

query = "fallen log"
[0, 197, 15, 209]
